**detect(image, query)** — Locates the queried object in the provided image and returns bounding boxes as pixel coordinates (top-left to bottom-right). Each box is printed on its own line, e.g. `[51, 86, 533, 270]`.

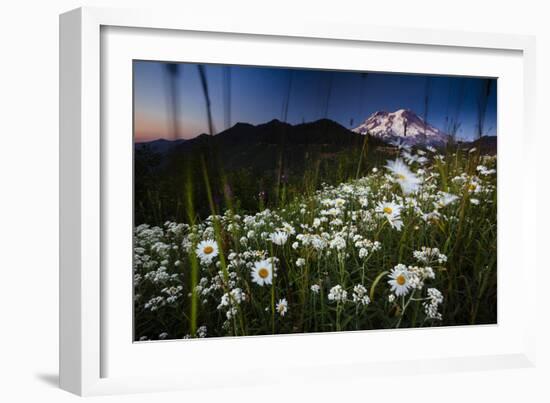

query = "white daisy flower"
[251, 259, 274, 286]
[436, 192, 459, 208]
[195, 239, 219, 264]
[388, 264, 413, 297]
[375, 201, 404, 231]
[385, 158, 421, 194]
[402, 150, 428, 165]
[269, 231, 288, 246]
[276, 298, 288, 317]
[280, 222, 296, 235]
[426, 145, 437, 153]
[389, 138, 412, 151]
[467, 180, 481, 193]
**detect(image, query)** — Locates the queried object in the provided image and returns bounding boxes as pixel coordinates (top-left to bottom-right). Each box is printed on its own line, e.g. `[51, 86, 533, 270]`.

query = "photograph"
[132, 61, 497, 341]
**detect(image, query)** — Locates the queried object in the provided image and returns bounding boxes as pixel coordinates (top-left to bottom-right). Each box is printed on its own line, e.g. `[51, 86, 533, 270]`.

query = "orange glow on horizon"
[134, 113, 204, 142]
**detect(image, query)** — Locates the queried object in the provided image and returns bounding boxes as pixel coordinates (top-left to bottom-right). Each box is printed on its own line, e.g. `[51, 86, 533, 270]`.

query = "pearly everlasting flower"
[296, 258, 306, 268]
[352, 284, 370, 306]
[423, 288, 444, 320]
[310, 284, 321, 294]
[413, 247, 447, 265]
[196, 325, 207, 338]
[328, 285, 348, 303]
[329, 235, 346, 251]
[217, 288, 246, 310]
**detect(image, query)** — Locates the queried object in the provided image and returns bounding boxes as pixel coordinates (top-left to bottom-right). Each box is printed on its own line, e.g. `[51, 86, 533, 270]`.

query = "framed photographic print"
[60, 6, 537, 396]
[132, 61, 497, 340]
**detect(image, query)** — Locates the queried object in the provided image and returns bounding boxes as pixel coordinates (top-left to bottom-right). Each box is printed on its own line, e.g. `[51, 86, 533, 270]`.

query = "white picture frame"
[60, 6, 537, 396]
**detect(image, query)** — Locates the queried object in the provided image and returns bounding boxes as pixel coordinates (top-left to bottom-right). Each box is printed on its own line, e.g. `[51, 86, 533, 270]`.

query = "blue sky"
[134, 60, 497, 142]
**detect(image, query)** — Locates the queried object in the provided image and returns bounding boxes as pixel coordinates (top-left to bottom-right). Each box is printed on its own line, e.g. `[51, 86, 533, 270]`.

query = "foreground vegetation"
[133, 144, 496, 340]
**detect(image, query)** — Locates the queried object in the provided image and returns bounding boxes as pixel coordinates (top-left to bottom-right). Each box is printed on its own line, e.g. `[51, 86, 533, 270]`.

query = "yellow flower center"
[203, 245, 214, 254]
[396, 274, 406, 286]
[383, 207, 393, 214]
[397, 174, 406, 181]
[258, 268, 269, 279]
[468, 183, 477, 191]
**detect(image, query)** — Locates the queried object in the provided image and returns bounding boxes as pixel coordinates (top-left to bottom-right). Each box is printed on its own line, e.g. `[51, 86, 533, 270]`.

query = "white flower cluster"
[217, 287, 246, 310]
[328, 285, 348, 303]
[162, 285, 183, 304]
[144, 266, 177, 284]
[144, 296, 166, 311]
[476, 165, 496, 176]
[353, 236, 381, 259]
[423, 288, 444, 320]
[196, 325, 207, 338]
[413, 247, 447, 265]
[352, 284, 370, 306]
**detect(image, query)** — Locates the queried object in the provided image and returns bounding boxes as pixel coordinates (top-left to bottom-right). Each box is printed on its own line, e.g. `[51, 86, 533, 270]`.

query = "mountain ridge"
[136, 112, 495, 151]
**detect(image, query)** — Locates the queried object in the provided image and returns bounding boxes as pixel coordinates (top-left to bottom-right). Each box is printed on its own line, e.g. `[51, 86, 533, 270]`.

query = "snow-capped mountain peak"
[352, 109, 449, 146]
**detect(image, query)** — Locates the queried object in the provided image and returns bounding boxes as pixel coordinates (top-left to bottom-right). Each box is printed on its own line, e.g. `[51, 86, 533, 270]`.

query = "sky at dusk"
[134, 61, 497, 142]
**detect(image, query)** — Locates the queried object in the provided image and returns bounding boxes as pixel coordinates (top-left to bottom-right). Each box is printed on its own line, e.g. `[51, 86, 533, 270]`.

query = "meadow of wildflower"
[133, 139, 497, 341]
